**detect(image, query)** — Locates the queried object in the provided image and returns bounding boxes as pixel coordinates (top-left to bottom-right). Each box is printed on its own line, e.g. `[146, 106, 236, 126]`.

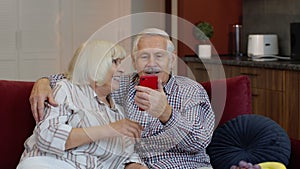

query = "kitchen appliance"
[247, 34, 279, 61]
[247, 34, 278, 56]
[232, 24, 242, 57]
[291, 22, 300, 60]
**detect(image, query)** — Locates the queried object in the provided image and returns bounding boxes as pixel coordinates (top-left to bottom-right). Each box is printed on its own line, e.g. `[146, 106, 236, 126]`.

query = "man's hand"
[29, 78, 58, 123]
[125, 163, 148, 169]
[134, 82, 172, 123]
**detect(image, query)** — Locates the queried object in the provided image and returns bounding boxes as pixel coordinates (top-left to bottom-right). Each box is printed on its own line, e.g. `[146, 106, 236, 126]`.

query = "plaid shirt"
[49, 73, 215, 169]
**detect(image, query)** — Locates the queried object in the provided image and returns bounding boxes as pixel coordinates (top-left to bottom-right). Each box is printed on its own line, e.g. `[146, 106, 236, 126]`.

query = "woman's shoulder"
[53, 79, 75, 100]
[55, 79, 75, 89]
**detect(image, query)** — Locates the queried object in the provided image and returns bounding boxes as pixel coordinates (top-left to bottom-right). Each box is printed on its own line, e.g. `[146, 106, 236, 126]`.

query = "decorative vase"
[198, 44, 211, 59]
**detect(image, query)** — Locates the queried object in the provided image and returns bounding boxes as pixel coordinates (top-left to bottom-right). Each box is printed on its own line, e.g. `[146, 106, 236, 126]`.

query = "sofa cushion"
[201, 75, 252, 127]
[207, 114, 291, 169]
[0, 80, 35, 169]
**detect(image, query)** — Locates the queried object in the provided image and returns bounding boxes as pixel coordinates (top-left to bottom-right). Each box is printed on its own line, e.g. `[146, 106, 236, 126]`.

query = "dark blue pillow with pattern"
[207, 114, 291, 169]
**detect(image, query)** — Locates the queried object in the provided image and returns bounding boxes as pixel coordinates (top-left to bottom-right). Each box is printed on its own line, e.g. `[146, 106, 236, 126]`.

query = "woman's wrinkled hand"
[109, 119, 143, 138]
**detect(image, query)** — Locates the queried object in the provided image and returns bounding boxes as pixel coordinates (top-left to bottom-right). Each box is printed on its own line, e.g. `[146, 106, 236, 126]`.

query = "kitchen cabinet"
[240, 67, 285, 129]
[186, 62, 210, 82]
[186, 61, 300, 139]
[285, 71, 300, 139]
[186, 62, 226, 82]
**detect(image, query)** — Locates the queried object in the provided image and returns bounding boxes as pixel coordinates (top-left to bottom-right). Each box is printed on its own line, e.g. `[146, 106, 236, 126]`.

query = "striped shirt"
[48, 73, 215, 169]
[19, 79, 143, 169]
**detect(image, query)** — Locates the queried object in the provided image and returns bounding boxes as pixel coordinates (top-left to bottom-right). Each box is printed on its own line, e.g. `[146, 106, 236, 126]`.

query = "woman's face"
[102, 58, 123, 92]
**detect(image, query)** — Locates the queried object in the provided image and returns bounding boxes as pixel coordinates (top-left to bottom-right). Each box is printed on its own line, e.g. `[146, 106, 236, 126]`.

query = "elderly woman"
[17, 40, 146, 169]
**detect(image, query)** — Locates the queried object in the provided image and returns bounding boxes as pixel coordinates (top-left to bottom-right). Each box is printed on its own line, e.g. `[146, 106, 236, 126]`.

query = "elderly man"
[30, 28, 215, 169]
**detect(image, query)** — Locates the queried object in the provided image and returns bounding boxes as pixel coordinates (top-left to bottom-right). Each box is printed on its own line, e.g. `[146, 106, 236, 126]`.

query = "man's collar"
[131, 73, 139, 85]
[163, 75, 175, 95]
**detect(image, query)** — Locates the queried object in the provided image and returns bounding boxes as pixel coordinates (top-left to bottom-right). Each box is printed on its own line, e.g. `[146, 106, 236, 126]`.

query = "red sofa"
[0, 76, 299, 169]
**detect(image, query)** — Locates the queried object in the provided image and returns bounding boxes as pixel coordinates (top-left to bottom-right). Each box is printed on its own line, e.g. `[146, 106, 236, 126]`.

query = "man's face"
[133, 35, 174, 84]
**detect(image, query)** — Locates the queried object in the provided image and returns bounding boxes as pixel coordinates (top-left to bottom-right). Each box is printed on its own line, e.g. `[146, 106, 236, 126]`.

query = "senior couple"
[17, 28, 254, 169]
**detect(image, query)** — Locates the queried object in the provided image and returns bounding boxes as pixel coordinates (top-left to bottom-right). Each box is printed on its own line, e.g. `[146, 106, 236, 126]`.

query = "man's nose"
[147, 55, 156, 66]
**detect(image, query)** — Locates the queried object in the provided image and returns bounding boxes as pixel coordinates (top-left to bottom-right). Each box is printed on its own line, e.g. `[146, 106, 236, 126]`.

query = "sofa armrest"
[0, 80, 35, 168]
[288, 137, 300, 169]
[201, 75, 252, 127]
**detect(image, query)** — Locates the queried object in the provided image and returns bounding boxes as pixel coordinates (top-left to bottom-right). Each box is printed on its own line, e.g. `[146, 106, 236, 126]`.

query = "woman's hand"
[125, 163, 148, 169]
[109, 119, 143, 138]
[66, 119, 143, 149]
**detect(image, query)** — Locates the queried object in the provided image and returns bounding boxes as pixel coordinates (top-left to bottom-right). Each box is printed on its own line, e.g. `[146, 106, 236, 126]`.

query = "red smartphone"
[139, 75, 158, 89]
[138, 75, 158, 111]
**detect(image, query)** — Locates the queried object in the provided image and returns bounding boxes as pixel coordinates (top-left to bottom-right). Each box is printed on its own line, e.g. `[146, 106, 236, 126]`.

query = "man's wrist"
[38, 77, 50, 83]
[159, 104, 172, 124]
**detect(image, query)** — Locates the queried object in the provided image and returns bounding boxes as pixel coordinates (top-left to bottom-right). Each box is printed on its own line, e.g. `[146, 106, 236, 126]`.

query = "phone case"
[139, 75, 158, 89]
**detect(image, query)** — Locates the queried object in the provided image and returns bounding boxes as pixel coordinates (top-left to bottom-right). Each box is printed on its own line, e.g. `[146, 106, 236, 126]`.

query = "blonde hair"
[65, 43, 86, 80]
[70, 40, 126, 86]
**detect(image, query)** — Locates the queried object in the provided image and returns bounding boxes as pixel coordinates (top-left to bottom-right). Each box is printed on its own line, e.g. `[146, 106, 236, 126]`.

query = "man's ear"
[171, 51, 177, 68]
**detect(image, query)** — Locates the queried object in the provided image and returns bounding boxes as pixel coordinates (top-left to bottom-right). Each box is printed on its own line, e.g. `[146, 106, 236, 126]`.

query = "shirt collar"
[163, 75, 175, 95]
[78, 84, 117, 109]
[131, 73, 140, 85]
[95, 94, 117, 110]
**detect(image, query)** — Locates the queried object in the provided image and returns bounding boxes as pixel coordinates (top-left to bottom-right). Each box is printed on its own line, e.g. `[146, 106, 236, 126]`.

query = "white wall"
[0, 0, 132, 81]
[0, 0, 169, 81]
[131, 0, 166, 34]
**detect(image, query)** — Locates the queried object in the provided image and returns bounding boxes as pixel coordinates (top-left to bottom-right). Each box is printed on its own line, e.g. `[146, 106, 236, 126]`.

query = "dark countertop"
[182, 55, 300, 71]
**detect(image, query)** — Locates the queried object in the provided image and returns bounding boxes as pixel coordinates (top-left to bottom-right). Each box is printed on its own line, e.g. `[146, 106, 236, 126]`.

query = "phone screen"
[139, 75, 158, 89]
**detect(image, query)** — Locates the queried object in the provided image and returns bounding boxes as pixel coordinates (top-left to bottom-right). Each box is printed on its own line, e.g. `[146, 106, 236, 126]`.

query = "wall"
[0, 0, 133, 81]
[178, 0, 242, 57]
[242, 0, 300, 56]
[131, 0, 165, 13]
[131, 0, 166, 34]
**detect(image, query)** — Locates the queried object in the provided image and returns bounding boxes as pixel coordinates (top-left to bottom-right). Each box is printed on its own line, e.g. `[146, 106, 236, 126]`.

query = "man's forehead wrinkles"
[138, 48, 166, 52]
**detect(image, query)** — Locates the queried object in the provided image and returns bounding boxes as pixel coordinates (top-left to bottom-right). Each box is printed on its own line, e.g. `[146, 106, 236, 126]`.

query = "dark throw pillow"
[207, 114, 291, 169]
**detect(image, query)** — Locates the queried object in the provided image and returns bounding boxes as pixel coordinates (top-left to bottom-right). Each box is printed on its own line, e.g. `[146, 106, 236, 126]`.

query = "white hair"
[70, 40, 126, 86]
[132, 28, 175, 54]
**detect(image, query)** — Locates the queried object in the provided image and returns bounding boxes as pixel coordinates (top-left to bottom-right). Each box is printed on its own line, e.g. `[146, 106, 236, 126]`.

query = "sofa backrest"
[0, 80, 35, 169]
[200, 75, 252, 128]
[0, 76, 252, 168]
[2, 76, 300, 169]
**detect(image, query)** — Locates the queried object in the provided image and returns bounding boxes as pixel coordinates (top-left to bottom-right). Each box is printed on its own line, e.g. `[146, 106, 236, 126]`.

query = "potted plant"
[193, 21, 214, 59]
